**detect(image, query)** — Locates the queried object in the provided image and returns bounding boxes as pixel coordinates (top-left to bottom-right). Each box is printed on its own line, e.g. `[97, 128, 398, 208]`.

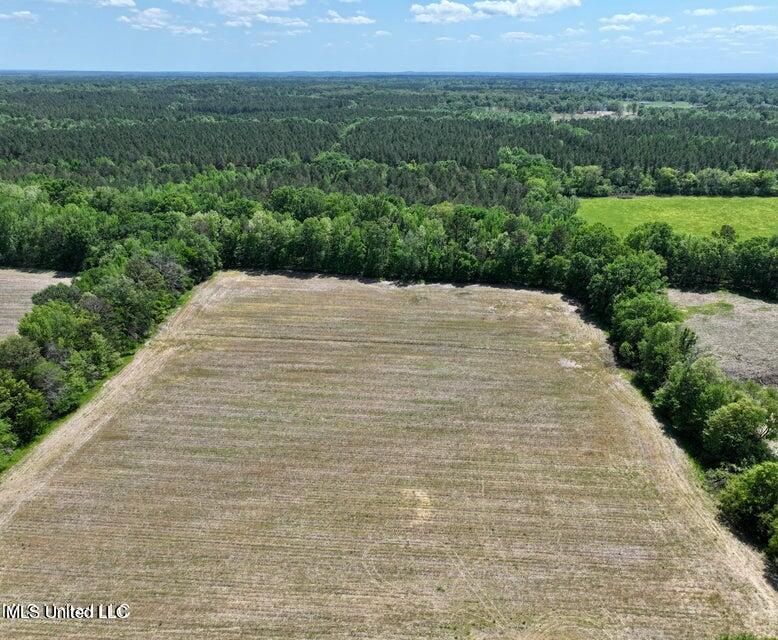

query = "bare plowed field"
[0, 272, 775, 639]
[0, 268, 70, 338]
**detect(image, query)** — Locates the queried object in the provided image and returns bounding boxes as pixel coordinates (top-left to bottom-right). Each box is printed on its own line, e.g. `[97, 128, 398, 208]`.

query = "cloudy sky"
[0, 0, 776, 72]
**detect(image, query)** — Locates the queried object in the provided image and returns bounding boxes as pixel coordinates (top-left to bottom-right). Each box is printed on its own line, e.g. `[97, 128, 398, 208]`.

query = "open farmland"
[579, 196, 778, 238]
[0, 272, 775, 639]
[0, 268, 71, 338]
[669, 288, 778, 386]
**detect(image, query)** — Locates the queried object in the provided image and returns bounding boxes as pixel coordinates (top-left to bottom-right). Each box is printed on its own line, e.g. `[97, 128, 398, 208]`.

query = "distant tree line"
[3, 151, 777, 217]
[1, 75, 778, 184]
[2, 114, 775, 177]
[0, 173, 776, 563]
[341, 114, 778, 172]
[566, 164, 778, 197]
[3, 75, 776, 122]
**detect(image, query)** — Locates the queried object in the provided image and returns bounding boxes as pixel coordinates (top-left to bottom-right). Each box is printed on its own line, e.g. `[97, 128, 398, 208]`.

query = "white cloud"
[731, 23, 778, 33]
[270, 15, 308, 25]
[465, 33, 482, 41]
[99, 0, 135, 6]
[600, 13, 671, 25]
[410, 1, 484, 24]
[374, 29, 391, 37]
[207, 0, 305, 13]
[725, 5, 769, 12]
[599, 24, 632, 32]
[410, 0, 578, 24]
[188, 0, 306, 28]
[224, 16, 251, 26]
[472, 0, 580, 18]
[563, 27, 586, 35]
[118, 7, 204, 34]
[684, 8, 717, 16]
[502, 30, 551, 41]
[0, 10, 38, 21]
[319, 9, 375, 24]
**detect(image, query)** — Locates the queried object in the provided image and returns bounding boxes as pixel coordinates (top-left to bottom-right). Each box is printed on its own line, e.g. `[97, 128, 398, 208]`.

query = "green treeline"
[341, 114, 778, 172]
[0, 168, 776, 561]
[2, 116, 775, 181]
[3, 152, 777, 216]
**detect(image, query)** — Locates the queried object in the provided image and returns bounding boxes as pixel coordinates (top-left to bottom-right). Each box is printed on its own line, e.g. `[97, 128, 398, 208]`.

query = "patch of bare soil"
[669, 288, 778, 386]
[0, 272, 775, 639]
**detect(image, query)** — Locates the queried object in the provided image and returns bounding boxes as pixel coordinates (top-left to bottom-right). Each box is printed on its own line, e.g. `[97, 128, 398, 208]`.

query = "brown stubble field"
[0, 271, 775, 639]
[0, 268, 71, 338]
[669, 288, 778, 387]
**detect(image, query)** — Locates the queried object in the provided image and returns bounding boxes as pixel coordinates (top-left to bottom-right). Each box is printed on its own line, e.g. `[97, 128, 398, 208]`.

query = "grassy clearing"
[0, 272, 775, 639]
[579, 196, 778, 238]
[0, 268, 71, 338]
[682, 300, 735, 318]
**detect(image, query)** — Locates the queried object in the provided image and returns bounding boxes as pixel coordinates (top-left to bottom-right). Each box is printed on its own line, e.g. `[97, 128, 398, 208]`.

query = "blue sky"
[0, 0, 776, 72]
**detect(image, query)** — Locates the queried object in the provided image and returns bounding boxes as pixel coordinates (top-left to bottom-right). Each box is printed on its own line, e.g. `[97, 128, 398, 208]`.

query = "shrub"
[0, 335, 44, 380]
[636, 322, 696, 392]
[719, 462, 778, 544]
[702, 398, 772, 466]
[611, 292, 681, 366]
[654, 358, 734, 441]
[31, 283, 82, 306]
[0, 370, 48, 444]
[587, 251, 666, 319]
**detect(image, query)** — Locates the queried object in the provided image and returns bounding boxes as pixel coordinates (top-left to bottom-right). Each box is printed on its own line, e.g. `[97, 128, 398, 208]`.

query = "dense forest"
[0, 74, 777, 572]
[1, 75, 778, 191]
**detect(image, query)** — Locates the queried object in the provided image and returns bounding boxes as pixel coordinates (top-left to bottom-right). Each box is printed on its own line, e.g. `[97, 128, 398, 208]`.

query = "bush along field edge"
[0, 159, 776, 612]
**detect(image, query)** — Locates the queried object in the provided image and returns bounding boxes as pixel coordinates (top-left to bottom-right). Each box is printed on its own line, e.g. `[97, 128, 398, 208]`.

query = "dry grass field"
[0, 268, 71, 338]
[0, 272, 775, 639]
[669, 288, 778, 387]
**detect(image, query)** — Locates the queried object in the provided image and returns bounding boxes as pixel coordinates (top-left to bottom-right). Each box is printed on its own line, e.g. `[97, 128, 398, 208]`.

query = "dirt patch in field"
[0, 272, 775, 639]
[669, 288, 778, 386]
[0, 268, 71, 338]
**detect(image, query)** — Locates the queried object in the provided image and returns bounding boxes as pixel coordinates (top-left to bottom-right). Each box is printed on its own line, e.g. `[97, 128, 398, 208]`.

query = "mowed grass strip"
[0, 268, 71, 338]
[0, 272, 775, 639]
[579, 196, 778, 238]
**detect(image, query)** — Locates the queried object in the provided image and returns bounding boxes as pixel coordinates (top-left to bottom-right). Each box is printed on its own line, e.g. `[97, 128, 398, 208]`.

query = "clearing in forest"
[0, 272, 775, 639]
[0, 268, 71, 338]
[579, 196, 778, 238]
[669, 288, 778, 387]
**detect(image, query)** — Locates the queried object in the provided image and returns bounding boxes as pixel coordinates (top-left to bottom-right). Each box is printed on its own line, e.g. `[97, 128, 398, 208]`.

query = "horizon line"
[1, 69, 778, 77]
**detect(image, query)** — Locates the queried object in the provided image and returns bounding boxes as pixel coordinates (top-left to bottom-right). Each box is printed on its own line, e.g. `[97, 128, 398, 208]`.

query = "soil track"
[0, 272, 775, 639]
[0, 268, 71, 338]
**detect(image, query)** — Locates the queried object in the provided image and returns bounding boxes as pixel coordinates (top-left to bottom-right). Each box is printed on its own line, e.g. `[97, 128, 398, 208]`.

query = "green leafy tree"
[703, 398, 773, 466]
[611, 292, 682, 366]
[654, 357, 735, 440]
[719, 462, 778, 545]
[0, 370, 48, 444]
[587, 251, 666, 319]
